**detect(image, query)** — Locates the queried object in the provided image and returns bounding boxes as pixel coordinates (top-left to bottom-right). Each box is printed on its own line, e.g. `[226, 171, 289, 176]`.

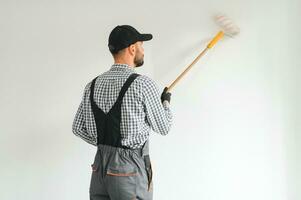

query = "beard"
[134, 54, 144, 68]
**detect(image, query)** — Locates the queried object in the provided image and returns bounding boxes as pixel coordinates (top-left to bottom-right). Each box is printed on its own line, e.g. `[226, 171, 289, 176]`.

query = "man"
[72, 25, 173, 200]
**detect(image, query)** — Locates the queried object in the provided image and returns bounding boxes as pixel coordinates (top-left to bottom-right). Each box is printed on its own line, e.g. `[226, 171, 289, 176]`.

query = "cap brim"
[139, 34, 153, 41]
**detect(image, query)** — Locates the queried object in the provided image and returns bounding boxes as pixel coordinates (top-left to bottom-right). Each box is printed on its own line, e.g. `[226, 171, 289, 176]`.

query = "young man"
[72, 25, 173, 200]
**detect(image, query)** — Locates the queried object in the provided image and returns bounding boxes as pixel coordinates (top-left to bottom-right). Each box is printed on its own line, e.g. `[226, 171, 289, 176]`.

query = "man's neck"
[114, 59, 135, 68]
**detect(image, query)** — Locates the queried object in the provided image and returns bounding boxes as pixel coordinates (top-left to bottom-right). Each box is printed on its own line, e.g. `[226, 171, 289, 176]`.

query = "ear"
[128, 44, 136, 56]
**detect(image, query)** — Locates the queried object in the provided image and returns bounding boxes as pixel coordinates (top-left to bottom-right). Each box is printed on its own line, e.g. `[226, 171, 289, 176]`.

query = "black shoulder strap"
[89, 73, 140, 105]
[116, 73, 140, 103]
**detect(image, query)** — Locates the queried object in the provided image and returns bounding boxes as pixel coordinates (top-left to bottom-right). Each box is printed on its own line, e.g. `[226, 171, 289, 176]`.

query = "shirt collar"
[110, 63, 136, 72]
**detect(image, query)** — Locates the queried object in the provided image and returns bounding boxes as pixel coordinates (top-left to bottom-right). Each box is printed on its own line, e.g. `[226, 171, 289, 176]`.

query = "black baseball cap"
[108, 25, 153, 54]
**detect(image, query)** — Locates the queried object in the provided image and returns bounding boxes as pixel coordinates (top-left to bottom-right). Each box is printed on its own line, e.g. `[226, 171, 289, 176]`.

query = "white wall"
[294, 0, 300, 194]
[0, 0, 299, 199]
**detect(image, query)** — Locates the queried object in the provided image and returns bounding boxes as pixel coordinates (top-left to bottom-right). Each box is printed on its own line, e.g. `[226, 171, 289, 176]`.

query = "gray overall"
[89, 73, 153, 200]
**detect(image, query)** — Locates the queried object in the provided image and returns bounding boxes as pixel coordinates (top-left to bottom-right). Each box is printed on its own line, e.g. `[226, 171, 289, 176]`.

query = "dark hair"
[110, 48, 125, 57]
[109, 47, 120, 55]
[110, 50, 118, 55]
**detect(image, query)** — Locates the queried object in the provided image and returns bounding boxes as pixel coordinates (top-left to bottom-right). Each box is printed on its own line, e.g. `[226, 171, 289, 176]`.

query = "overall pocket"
[106, 161, 138, 199]
[106, 167, 137, 177]
[106, 152, 138, 177]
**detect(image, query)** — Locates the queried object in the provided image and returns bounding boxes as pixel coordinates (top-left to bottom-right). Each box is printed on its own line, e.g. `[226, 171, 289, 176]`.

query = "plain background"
[0, 0, 300, 199]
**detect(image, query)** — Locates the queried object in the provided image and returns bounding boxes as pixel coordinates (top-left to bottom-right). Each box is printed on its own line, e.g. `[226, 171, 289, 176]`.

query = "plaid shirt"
[72, 63, 173, 149]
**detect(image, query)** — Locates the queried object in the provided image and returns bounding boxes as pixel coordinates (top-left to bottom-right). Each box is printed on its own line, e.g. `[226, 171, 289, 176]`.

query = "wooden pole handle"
[166, 31, 224, 92]
[166, 47, 209, 92]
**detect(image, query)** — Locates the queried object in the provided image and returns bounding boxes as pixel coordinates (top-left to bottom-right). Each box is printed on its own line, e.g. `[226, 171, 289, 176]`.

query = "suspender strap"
[115, 73, 140, 104]
[89, 73, 140, 106]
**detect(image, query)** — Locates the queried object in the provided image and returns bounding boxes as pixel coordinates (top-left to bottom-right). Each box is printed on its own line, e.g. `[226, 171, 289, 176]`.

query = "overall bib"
[89, 73, 153, 200]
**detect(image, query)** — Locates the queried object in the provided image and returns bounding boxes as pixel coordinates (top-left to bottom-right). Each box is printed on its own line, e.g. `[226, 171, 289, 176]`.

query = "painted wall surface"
[0, 0, 299, 199]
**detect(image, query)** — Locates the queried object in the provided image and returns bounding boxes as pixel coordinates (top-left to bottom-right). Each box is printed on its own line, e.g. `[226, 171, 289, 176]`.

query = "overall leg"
[134, 154, 153, 200]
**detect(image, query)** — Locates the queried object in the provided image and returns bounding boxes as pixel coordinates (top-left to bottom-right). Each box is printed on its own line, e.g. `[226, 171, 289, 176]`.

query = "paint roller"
[166, 14, 240, 92]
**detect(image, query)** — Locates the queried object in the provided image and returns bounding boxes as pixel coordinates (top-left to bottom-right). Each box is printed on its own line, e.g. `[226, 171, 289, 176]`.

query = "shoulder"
[135, 74, 158, 89]
[135, 74, 160, 97]
[88, 74, 105, 88]
[82, 75, 100, 95]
